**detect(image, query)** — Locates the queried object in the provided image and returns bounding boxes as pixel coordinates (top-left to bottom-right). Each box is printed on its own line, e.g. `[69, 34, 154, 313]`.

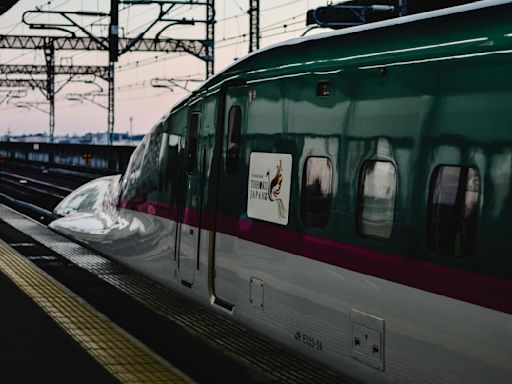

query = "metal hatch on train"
[211, 81, 247, 309]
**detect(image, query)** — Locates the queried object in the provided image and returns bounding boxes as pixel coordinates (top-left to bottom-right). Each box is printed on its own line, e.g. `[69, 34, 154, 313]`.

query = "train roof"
[170, 0, 512, 113]
[239, 0, 510, 58]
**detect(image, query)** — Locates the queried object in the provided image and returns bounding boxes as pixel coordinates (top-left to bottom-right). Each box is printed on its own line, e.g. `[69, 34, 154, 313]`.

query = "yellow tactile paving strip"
[0, 240, 193, 384]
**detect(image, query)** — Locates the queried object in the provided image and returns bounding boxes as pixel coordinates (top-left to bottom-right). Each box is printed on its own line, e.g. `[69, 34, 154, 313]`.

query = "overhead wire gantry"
[0, 0, 215, 144]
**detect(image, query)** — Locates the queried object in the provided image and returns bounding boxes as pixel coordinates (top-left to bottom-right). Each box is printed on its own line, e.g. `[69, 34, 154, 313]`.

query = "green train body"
[130, 1, 512, 278]
[52, 1, 512, 382]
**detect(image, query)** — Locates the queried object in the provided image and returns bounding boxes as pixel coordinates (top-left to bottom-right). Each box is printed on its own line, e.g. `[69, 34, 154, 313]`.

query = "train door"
[177, 107, 203, 287]
[212, 83, 247, 308]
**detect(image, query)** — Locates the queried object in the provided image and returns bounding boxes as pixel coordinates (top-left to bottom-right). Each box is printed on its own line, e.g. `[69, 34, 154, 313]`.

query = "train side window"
[226, 106, 241, 174]
[301, 157, 333, 228]
[357, 161, 397, 240]
[428, 165, 480, 257]
[187, 113, 200, 174]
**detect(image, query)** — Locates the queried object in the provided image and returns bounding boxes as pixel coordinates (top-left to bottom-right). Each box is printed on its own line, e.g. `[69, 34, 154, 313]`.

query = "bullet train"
[50, 1, 512, 382]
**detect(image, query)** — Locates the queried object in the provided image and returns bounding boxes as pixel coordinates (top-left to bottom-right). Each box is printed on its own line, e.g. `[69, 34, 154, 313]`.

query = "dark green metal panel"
[155, 3, 512, 279]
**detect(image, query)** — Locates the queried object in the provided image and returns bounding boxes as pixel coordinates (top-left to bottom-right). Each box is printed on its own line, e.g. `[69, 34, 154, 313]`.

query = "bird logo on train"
[266, 159, 287, 220]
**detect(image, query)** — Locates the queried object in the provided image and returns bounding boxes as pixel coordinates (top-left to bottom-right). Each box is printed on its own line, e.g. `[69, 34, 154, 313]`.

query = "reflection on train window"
[357, 161, 396, 240]
[226, 106, 241, 174]
[146, 132, 163, 201]
[119, 136, 148, 201]
[301, 157, 332, 228]
[187, 113, 200, 174]
[428, 166, 480, 257]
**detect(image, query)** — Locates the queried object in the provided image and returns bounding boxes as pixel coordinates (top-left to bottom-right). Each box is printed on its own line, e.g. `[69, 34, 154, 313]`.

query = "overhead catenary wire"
[115, 11, 307, 74]
[1, 0, 326, 136]
[0, 0, 81, 64]
[111, 20, 310, 91]
[3, 12, 311, 101]
[218, 17, 305, 43]
[3, 1, 308, 67]
[217, 0, 304, 23]
[2, 3, 310, 74]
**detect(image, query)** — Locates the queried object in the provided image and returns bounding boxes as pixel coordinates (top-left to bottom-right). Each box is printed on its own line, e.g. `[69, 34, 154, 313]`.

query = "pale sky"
[0, 0, 332, 137]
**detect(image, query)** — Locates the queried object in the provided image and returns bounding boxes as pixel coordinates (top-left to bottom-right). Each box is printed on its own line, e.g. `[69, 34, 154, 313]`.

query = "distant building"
[4, 132, 143, 146]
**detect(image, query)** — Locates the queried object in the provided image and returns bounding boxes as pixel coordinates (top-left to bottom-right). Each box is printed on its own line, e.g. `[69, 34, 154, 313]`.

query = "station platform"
[0, 261, 118, 384]
[0, 228, 190, 383]
[0, 204, 351, 384]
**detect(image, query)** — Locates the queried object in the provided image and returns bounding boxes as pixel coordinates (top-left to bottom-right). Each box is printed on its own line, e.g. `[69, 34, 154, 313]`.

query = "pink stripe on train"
[119, 198, 512, 315]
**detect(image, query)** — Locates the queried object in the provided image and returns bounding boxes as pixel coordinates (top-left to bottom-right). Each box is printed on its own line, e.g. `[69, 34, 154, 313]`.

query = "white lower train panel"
[51, 208, 512, 384]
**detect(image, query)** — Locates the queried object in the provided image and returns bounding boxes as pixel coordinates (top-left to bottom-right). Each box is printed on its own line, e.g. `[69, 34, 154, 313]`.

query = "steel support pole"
[107, 64, 115, 146]
[110, 0, 119, 63]
[206, 0, 214, 78]
[44, 39, 55, 144]
[108, 0, 119, 146]
[248, 0, 260, 53]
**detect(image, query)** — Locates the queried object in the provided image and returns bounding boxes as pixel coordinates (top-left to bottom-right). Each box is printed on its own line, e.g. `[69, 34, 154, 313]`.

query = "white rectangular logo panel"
[247, 152, 292, 225]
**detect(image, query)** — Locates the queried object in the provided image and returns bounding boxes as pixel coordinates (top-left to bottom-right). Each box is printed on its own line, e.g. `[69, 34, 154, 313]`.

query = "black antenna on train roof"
[304, 1, 399, 35]
[305, 0, 485, 35]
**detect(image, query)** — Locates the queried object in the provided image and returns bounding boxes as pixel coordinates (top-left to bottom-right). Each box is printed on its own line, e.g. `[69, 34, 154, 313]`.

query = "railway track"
[2, 160, 104, 188]
[0, 160, 117, 223]
[0, 171, 73, 197]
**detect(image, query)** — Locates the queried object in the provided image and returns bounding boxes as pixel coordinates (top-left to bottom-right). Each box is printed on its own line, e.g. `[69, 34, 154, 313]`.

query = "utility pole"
[248, 0, 260, 53]
[44, 39, 55, 144]
[107, 64, 115, 145]
[206, 0, 215, 77]
[109, 0, 119, 146]
[110, 0, 119, 64]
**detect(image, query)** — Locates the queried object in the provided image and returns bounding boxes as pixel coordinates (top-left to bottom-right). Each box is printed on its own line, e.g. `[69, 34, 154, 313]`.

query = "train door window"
[226, 106, 241, 174]
[187, 113, 200, 174]
[428, 165, 480, 257]
[357, 161, 397, 240]
[301, 157, 333, 228]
